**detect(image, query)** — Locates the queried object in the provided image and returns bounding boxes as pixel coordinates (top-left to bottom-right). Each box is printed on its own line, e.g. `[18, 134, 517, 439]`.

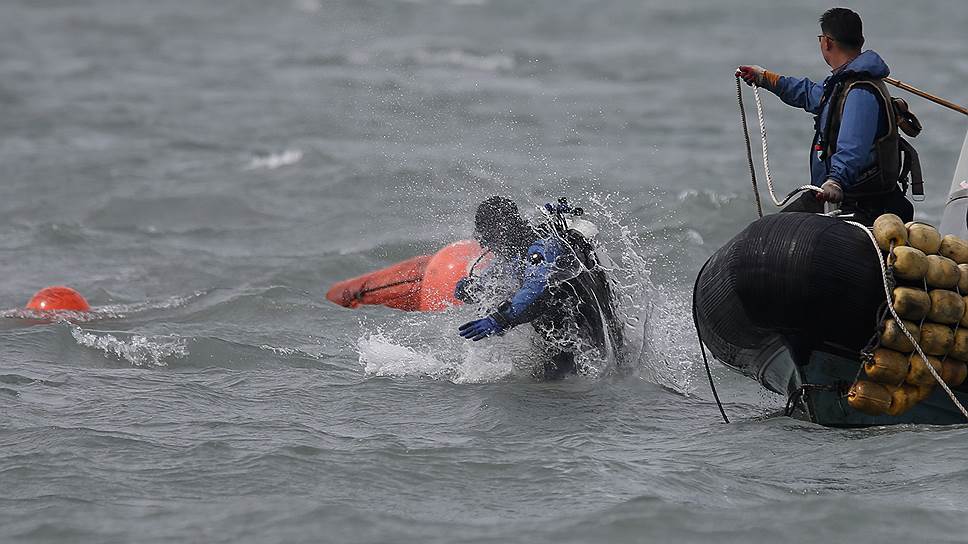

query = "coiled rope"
[849, 221, 968, 421]
[735, 76, 822, 216]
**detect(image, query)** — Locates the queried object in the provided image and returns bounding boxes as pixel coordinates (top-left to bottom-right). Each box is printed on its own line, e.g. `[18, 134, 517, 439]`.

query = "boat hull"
[757, 342, 968, 426]
[694, 212, 968, 426]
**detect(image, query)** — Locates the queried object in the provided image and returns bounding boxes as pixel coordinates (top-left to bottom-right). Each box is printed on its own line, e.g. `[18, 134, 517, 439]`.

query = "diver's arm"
[453, 255, 500, 303]
[458, 240, 563, 341]
[488, 241, 563, 329]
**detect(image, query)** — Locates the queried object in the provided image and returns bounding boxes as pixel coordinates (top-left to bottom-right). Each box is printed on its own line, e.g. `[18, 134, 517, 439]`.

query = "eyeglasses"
[817, 34, 836, 43]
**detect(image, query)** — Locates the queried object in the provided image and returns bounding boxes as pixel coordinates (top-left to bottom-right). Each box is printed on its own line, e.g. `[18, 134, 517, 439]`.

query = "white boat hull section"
[940, 128, 968, 237]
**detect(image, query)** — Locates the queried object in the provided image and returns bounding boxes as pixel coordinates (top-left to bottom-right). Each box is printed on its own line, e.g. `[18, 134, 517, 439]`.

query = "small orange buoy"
[26, 286, 91, 312]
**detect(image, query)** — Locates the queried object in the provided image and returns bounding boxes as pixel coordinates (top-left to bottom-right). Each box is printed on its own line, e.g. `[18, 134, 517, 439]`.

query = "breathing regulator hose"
[735, 76, 822, 217]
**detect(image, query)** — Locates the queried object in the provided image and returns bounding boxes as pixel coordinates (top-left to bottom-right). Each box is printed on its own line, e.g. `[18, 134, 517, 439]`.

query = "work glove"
[816, 179, 844, 203]
[737, 65, 782, 89]
[458, 317, 504, 341]
[736, 65, 766, 86]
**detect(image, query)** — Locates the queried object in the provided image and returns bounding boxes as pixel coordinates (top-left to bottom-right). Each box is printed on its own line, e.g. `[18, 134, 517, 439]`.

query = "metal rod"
[884, 76, 968, 116]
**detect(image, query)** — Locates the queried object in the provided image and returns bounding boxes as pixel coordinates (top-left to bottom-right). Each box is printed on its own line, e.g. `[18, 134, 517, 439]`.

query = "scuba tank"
[539, 198, 625, 356]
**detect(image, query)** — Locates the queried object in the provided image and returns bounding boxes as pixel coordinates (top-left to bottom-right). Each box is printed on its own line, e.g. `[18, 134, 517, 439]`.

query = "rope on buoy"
[736, 76, 822, 212]
[849, 220, 968, 421]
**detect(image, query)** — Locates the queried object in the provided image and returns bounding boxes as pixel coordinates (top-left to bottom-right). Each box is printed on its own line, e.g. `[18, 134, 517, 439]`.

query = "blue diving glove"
[458, 317, 503, 341]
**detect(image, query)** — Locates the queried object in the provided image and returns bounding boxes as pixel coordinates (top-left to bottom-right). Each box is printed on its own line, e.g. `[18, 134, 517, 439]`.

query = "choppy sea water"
[1, 0, 967, 542]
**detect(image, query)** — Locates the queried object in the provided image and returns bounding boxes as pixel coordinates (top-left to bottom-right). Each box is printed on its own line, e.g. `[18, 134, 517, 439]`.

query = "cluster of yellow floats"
[848, 214, 968, 416]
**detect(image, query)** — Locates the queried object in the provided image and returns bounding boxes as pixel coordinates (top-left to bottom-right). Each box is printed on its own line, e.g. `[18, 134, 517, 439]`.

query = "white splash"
[358, 333, 454, 379]
[245, 149, 303, 170]
[640, 293, 696, 395]
[70, 326, 188, 367]
[357, 329, 527, 384]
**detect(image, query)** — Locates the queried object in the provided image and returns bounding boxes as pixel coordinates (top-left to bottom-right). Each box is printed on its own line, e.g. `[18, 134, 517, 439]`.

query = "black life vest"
[819, 75, 924, 199]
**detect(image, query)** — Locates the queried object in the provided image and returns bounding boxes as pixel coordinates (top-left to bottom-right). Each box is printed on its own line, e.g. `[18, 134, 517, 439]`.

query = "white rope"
[848, 220, 968, 421]
[749, 84, 823, 206]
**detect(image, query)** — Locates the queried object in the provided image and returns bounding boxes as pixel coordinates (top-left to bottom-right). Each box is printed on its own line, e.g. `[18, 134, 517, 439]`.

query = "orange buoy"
[26, 286, 91, 312]
[419, 240, 489, 311]
[326, 255, 431, 311]
[325, 240, 487, 312]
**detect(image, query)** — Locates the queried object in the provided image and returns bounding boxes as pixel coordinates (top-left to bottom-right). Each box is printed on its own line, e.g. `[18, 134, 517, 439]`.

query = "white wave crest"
[411, 49, 514, 72]
[245, 149, 303, 170]
[94, 291, 207, 319]
[2, 308, 97, 322]
[257, 344, 325, 359]
[70, 326, 188, 367]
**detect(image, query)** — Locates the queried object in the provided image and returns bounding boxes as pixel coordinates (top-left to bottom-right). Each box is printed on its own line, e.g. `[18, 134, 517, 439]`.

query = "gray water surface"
[2, 1, 968, 542]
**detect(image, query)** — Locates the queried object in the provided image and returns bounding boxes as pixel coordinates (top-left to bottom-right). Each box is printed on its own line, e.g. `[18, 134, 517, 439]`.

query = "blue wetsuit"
[493, 237, 568, 327]
[456, 236, 569, 327]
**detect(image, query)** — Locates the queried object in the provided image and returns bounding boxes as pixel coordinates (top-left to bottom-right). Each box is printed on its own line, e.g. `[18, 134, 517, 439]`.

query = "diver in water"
[455, 196, 622, 379]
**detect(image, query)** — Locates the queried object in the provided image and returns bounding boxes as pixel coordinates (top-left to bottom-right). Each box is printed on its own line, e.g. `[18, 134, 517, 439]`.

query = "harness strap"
[899, 137, 925, 200]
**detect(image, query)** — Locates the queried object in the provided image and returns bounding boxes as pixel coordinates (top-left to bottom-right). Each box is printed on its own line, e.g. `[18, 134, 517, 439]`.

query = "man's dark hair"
[819, 8, 864, 50]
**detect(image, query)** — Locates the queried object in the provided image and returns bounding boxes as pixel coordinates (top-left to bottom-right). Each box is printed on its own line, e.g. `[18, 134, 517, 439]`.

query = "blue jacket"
[456, 237, 568, 327]
[766, 50, 890, 189]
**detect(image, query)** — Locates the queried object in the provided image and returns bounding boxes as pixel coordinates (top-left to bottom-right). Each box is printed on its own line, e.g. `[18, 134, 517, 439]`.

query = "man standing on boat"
[737, 8, 918, 224]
